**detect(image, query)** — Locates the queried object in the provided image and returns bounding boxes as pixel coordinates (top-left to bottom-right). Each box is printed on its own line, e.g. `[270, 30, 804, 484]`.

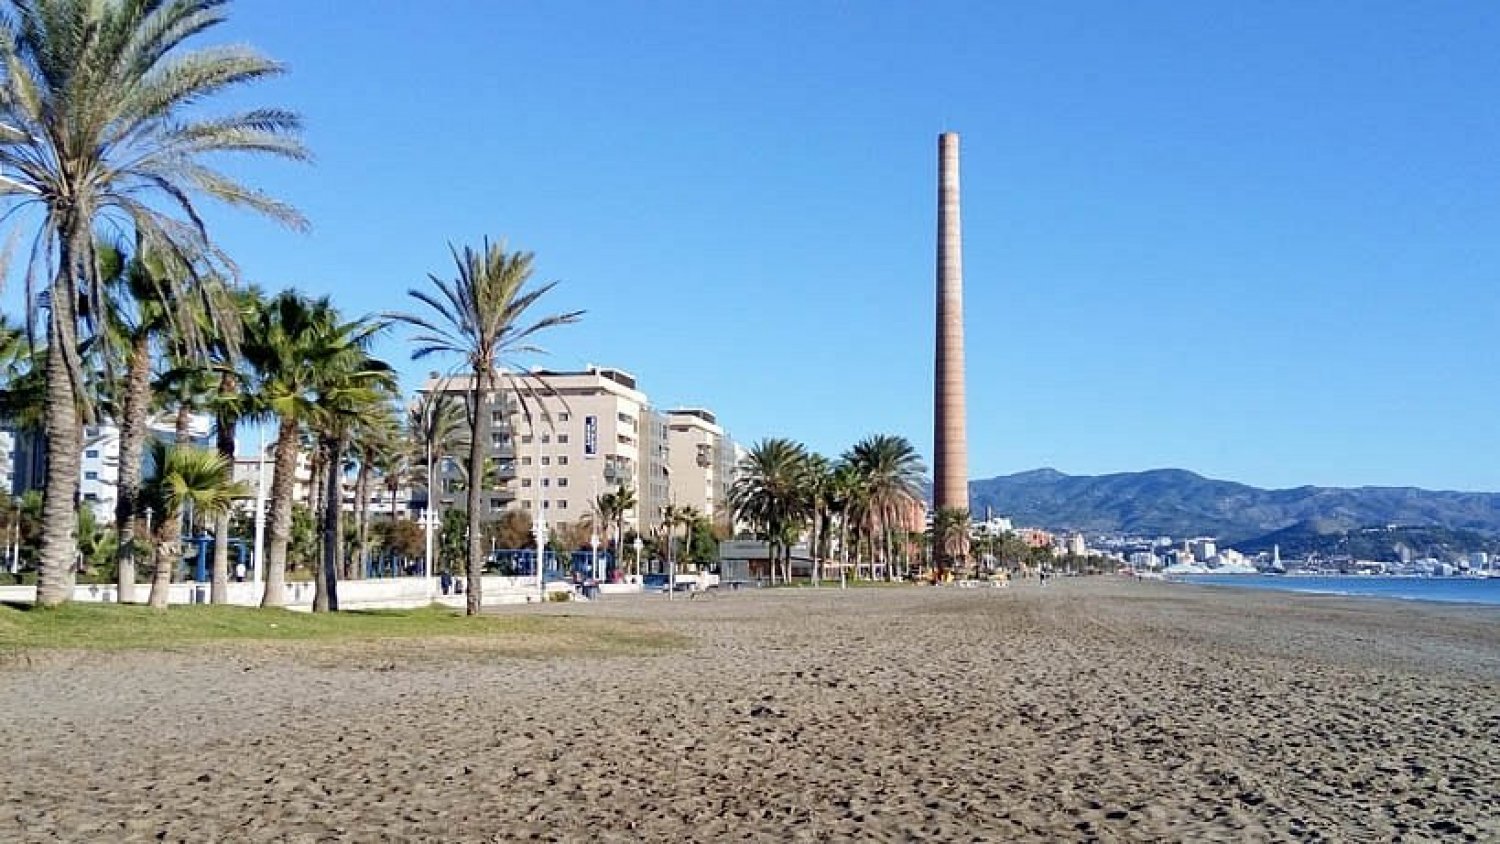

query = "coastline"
[2, 578, 1496, 841]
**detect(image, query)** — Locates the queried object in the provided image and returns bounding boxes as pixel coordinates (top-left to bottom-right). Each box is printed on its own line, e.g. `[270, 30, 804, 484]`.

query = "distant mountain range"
[967, 468, 1500, 543]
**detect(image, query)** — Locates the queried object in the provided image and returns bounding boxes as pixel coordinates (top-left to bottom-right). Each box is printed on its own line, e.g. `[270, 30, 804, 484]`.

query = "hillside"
[967, 468, 1500, 541]
[1233, 521, 1500, 562]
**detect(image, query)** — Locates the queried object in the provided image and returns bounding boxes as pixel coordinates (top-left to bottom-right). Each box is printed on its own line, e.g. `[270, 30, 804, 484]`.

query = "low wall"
[0, 575, 640, 610]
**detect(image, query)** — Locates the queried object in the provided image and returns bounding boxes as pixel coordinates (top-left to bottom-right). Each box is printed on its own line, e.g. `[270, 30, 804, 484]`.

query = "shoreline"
[3, 578, 1496, 841]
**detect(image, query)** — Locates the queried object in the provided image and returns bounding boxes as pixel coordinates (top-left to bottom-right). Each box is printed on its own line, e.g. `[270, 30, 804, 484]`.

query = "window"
[84, 471, 98, 480]
[491, 411, 505, 425]
[558, 412, 570, 422]
[521, 435, 533, 444]
[557, 456, 569, 466]
[541, 457, 551, 466]
[85, 449, 99, 458]
[522, 500, 531, 509]
[521, 478, 532, 488]
[541, 433, 551, 444]
[556, 500, 568, 510]
[542, 478, 550, 487]
[83, 493, 98, 501]
[543, 501, 550, 509]
[490, 498, 505, 509]
[557, 434, 570, 444]
[491, 433, 505, 446]
[521, 456, 532, 466]
[557, 478, 569, 488]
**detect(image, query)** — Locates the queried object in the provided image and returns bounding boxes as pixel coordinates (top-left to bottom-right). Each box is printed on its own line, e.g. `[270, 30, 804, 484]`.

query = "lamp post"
[666, 520, 675, 602]
[8, 501, 19, 574]
[533, 415, 547, 601]
[589, 530, 599, 581]
[423, 448, 436, 593]
[252, 427, 266, 589]
[534, 516, 548, 600]
[144, 506, 155, 584]
[632, 536, 643, 578]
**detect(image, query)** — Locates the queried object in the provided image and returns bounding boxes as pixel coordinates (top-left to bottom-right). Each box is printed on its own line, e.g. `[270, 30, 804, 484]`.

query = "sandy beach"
[2, 577, 1497, 842]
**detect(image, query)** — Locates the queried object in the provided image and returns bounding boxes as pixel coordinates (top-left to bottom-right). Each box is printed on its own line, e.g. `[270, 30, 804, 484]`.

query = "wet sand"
[2, 577, 1497, 842]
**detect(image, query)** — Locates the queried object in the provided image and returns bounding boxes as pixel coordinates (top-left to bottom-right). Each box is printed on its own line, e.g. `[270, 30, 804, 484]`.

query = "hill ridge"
[967, 468, 1500, 541]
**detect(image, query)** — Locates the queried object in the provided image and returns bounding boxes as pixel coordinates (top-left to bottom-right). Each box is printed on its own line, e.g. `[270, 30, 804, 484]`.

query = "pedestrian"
[440, 570, 452, 595]
[234, 561, 246, 583]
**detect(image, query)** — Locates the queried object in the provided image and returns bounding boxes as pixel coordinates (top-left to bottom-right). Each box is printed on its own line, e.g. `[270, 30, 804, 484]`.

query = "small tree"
[143, 445, 246, 608]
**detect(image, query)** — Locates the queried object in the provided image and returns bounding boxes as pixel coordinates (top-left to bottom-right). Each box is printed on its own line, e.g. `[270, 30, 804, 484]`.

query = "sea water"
[1175, 574, 1500, 606]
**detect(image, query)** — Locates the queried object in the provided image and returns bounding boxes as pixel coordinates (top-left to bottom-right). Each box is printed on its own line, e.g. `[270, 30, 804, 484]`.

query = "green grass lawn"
[0, 602, 684, 658]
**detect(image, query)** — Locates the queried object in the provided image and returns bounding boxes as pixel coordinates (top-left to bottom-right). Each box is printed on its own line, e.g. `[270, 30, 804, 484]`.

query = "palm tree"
[407, 388, 465, 574]
[597, 484, 636, 579]
[308, 344, 396, 611]
[393, 240, 583, 616]
[729, 438, 811, 585]
[203, 287, 259, 603]
[243, 292, 379, 607]
[0, 0, 306, 607]
[97, 243, 179, 603]
[932, 506, 971, 578]
[827, 460, 863, 582]
[143, 444, 246, 609]
[349, 403, 401, 581]
[801, 453, 832, 584]
[675, 504, 702, 570]
[844, 434, 926, 581]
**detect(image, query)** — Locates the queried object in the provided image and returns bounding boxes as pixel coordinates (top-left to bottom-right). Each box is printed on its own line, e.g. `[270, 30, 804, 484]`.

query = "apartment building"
[420, 367, 675, 540]
[665, 408, 733, 526]
[231, 448, 313, 516]
[13, 415, 213, 523]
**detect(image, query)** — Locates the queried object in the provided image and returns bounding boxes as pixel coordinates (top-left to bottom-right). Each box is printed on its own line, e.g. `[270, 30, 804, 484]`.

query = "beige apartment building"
[420, 367, 685, 544]
[664, 408, 733, 526]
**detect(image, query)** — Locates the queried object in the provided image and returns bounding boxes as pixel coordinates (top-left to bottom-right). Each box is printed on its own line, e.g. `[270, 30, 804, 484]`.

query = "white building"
[0, 429, 14, 495]
[974, 515, 1014, 536]
[68, 415, 213, 522]
[1066, 533, 1088, 557]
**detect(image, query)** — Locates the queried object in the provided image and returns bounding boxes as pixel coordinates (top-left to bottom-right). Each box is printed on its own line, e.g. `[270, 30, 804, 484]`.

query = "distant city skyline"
[8, 2, 1498, 492]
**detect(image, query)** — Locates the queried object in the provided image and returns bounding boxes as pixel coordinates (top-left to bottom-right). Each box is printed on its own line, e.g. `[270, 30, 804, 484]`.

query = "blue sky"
[17, 1, 1500, 491]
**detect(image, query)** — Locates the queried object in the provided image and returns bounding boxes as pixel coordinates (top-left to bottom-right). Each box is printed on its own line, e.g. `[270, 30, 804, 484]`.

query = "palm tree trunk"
[351, 452, 371, 581]
[261, 419, 300, 607]
[315, 434, 343, 612]
[809, 512, 820, 585]
[112, 335, 152, 603]
[175, 403, 191, 443]
[464, 378, 489, 615]
[307, 446, 324, 536]
[211, 376, 236, 604]
[36, 228, 84, 607]
[148, 499, 180, 609]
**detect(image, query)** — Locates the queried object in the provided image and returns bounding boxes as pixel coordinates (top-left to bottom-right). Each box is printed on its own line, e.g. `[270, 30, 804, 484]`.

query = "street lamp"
[534, 517, 548, 600]
[632, 536, 643, 578]
[589, 531, 600, 580]
[252, 427, 266, 589]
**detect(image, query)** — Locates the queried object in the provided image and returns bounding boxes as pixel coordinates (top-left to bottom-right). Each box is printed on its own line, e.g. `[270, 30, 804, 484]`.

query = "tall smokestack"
[934, 132, 969, 515]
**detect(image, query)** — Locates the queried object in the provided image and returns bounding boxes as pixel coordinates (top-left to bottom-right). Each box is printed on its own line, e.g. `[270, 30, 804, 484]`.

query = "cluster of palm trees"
[0, 1, 583, 614]
[729, 433, 942, 583]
